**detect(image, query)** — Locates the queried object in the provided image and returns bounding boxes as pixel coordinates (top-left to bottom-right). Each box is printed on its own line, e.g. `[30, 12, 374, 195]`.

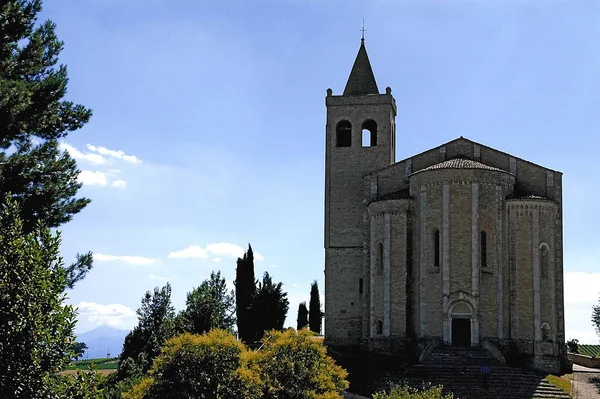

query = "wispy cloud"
[86, 144, 141, 164]
[168, 242, 264, 261]
[111, 180, 127, 188]
[148, 274, 169, 282]
[78, 170, 109, 186]
[60, 143, 106, 165]
[168, 245, 209, 259]
[94, 253, 159, 266]
[75, 301, 136, 330]
[61, 142, 140, 188]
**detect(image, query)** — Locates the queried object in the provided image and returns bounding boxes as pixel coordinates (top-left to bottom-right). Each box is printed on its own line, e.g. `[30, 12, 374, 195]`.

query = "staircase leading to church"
[378, 347, 571, 399]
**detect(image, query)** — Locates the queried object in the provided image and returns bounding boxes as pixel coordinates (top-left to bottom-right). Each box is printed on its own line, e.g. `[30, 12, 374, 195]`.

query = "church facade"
[323, 40, 568, 373]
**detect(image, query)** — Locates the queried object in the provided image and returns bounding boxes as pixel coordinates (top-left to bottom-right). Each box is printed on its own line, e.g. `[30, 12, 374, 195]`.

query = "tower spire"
[361, 19, 366, 42]
[343, 32, 379, 96]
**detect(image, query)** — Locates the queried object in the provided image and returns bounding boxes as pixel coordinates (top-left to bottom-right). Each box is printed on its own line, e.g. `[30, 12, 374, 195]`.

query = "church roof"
[343, 40, 379, 96]
[414, 157, 509, 174]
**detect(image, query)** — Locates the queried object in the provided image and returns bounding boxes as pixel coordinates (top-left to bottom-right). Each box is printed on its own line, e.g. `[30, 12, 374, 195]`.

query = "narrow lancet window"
[359, 278, 364, 295]
[540, 243, 549, 278]
[376, 243, 383, 276]
[480, 231, 487, 268]
[434, 229, 440, 267]
[376, 320, 383, 335]
[336, 120, 352, 147]
[361, 119, 377, 147]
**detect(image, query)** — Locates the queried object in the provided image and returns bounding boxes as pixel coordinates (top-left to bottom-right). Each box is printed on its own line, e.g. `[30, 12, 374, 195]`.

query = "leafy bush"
[125, 330, 262, 399]
[259, 328, 349, 399]
[372, 384, 454, 399]
[566, 339, 579, 353]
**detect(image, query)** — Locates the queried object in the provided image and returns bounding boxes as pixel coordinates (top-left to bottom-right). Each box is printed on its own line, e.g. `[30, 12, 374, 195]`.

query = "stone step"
[386, 365, 571, 399]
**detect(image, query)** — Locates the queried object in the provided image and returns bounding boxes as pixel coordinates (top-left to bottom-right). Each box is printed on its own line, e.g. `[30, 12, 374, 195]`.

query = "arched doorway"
[450, 301, 473, 347]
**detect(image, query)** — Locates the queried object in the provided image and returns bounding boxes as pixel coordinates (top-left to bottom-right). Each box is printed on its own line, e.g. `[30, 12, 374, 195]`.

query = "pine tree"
[179, 271, 236, 335]
[235, 244, 256, 343]
[253, 272, 289, 341]
[309, 280, 323, 334]
[297, 302, 308, 330]
[0, 0, 93, 287]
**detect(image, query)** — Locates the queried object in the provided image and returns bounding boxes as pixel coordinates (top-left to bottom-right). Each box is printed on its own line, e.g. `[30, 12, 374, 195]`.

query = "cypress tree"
[297, 301, 308, 330]
[234, 244, 255, 343]
[309, 280, 323, 334]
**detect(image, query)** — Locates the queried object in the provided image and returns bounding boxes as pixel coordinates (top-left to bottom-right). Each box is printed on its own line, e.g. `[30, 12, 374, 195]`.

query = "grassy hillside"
[65, 357, 118, 371]
[578, 344, 600, 357]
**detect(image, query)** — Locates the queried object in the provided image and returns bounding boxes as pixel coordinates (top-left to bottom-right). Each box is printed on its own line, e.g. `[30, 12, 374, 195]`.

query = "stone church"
[323, 39, 569, 373]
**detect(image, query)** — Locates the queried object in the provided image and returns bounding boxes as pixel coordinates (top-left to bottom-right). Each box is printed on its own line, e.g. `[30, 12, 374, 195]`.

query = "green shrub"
[124, 330, 262, 399]
[373, 384, 454, 399]
[259, 328, 349, 399]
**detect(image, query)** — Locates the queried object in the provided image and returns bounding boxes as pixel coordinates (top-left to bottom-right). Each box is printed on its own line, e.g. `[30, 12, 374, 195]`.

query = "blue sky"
[40, 0, 600, 343]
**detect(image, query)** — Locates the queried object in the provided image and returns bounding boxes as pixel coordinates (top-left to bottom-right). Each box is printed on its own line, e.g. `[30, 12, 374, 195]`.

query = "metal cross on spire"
[361, 19, 366, 42]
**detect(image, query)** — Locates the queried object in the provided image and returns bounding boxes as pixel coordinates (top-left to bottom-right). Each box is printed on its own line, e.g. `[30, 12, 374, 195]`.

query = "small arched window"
[336, 120, 352, 147]
[540, 243, 549, 278]
[361, 119, 377, 147]
[541, 322, 552, 342]
[376, 320, 383, 335]
[376, 243, 384, 276]
[480, 231, 487, 268]
[434, 229, 440, 267]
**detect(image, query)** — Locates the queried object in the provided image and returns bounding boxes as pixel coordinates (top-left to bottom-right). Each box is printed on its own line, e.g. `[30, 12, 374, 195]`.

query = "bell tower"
[324, 39, 397, 345]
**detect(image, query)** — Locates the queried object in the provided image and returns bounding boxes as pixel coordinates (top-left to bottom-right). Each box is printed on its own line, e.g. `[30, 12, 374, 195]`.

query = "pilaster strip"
[443, 184, 451, 299]
[509, 208, 518, 339]
[384, 213, 391, 336]
[419, 186, 427, 337]
[472, 183, 480, 297]
[370, 215, 375, 338]
[550, 211, 556, 340]
[497, 186, 504, 339]
[533, 210, 541, 341]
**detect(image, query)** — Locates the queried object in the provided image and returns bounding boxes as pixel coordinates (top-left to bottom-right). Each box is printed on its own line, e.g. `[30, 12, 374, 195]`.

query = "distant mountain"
[75, 326, 129, 359]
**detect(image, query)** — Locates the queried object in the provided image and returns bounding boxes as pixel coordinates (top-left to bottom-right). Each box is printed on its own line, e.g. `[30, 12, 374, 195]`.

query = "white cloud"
[148, 274, 169, 282]
[565, 272, 600, 344]
[60, 143, 107, 165]
[94, 253, 159, 266]
[111, 179, 127, 188]
[168, 245, 209, 259]
[168, 242, 264, 261]
[78, 170, 108, 186]
[87, 144, 141, 164]
[75, 301, 136, 330]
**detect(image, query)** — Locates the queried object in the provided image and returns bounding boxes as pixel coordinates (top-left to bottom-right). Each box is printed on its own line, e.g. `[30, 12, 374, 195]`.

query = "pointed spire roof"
[343, 39, 380, 96]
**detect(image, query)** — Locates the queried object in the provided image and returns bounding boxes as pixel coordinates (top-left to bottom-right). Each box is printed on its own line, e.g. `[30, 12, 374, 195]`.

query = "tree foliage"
[309, 280, 323, 334]
[253, 272, 289, 341]
[0, 0, 94, 288]
[124, 330, 263, 399]
[125, 329, 349, 399]
[593, 296, 600, 339]
[259, 328, 349, 399]
[0, 197, 77, 397]
[297, 301, 309, 330]
[71, 341, 88, 360]
[235, 244, 256, 343]
[372, 384, 454, 399]
[178, 270, 236, 335]
[110, 283, 176, 398]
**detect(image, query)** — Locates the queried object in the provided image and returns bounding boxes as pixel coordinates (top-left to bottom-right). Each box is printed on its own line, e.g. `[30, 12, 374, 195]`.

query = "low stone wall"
[569, 352, 600, 368]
